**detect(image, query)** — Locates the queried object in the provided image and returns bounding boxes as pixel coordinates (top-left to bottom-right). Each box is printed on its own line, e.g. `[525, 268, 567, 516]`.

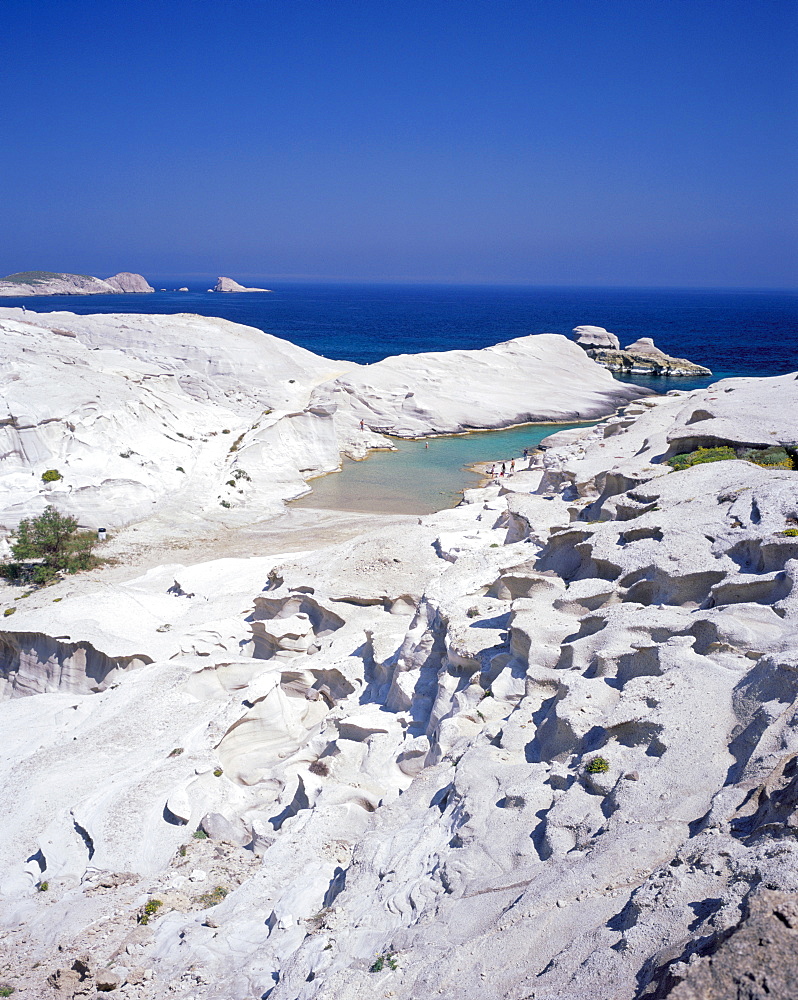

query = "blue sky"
[2, 0, 796, 286]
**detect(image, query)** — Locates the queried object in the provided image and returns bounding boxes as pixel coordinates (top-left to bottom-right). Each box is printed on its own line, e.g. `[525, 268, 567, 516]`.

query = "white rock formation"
[0, 362, 797, 997]
[0, 271, 153, 296]
[214, 276, 273, 292]
[572, 324, 621, 349]
[0, 309, 646, 531]
[104, 272, 155, 293]
[573, 327, 712, 377]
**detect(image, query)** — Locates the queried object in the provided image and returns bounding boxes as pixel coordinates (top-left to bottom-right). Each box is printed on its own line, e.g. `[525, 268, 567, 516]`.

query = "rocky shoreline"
[573, 324, 712, 376]
[0, 311, 796, 999]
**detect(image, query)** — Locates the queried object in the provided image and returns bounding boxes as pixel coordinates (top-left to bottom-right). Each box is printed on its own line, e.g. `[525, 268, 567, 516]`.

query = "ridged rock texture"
[0, 271, 154, 295]
[0, 310, 795, 998]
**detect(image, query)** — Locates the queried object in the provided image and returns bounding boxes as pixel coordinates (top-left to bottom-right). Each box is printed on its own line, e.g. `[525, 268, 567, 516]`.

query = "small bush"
[196, 885, 228, 908]
[138, 898, 163, 925]
[41, 469, 62, 483]
[119, 450, 134, 458]
[232, 469, 251, 482]
[226, 480, 236, 488]
[178, 845, 187, 857]
[0, 986, 16, 997]
[782, 528, 798, 537]
[667, 447, 736, 472]
[176, 466, 185, 473]
[213, 767, 223, 777]
[220, 500, 232, 508]
[309, 759, 329, 777]
[168, 747, 184, 758]
[740, 446, 794, 470]
[585, 756, 610, 774]
[370, 952, 398, 973]
[38, 881, 49, 892]
[228, 433, 245, 453]
[193, 830, 208, 840]
[3, 608, 15, 617]
[221, 429, 231, 434]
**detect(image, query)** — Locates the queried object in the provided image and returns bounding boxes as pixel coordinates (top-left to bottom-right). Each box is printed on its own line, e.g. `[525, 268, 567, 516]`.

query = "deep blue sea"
[3, 283, 796, 395]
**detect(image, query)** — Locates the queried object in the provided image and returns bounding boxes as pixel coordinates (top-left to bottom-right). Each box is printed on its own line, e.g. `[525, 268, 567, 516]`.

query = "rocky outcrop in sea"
[0, 270, 154, 296]
[573, 324, 712, 376]
[213, 276, 273, 292]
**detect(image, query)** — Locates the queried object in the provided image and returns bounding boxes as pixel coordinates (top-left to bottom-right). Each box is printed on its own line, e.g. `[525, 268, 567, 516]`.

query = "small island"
[213, 276, 273, 292]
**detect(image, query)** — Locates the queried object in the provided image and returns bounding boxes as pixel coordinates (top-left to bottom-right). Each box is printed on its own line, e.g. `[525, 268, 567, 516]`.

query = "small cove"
[291, 421, 596, 515]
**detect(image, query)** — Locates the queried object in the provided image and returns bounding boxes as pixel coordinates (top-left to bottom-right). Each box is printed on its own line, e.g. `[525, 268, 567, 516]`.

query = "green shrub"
[739, 446, 794, 470]
[370, 952, 398, 973]
[38, 881, 49, 892]
[220, 500, 232, 508]
[585, 756, 610, 774]
[195, 886, 228, 908]
[3, 608, 15, 617]
[0, 986, 16, 996]
[138, 898, 163, 925]
[226, 480, 236, 488]
[213, 768, 223, 777]
[41, 469, 62, 483]
[6, 507, 98, 585]
[668, 445, 795, 473]
[782, 528, 798, 537]
[667, 447, 736, 472]
[176, 466, 185, 473]
[168, 747, 184, 758]
[193, 830, 208, 840]
[232, 469, 251, 481]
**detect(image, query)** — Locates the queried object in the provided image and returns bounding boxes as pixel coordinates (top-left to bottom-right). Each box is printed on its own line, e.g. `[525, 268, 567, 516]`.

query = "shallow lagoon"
[291, 421, 595, 515]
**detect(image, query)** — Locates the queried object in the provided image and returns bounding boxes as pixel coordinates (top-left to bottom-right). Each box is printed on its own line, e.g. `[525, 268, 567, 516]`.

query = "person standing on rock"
[360, 418, 364, 430]
[510, 459, 516, 473]
[500, 462, 506, 476]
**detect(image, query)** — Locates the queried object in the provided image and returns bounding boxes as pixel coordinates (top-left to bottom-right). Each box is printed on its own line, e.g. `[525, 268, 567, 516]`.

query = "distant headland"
[0, 271, 154, 296]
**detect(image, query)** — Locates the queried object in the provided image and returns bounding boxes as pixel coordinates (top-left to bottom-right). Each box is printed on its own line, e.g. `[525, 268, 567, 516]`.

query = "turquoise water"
[291, 422, 594, 514]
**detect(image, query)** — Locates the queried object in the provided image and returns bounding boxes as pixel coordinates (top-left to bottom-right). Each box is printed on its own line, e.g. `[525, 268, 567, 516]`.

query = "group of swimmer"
[486, 447, 532, 480]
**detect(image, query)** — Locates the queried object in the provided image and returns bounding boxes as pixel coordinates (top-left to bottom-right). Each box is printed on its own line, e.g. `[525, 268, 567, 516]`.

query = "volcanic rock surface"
[0, 271, 154, 296]
[0, 310, 795, 999]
